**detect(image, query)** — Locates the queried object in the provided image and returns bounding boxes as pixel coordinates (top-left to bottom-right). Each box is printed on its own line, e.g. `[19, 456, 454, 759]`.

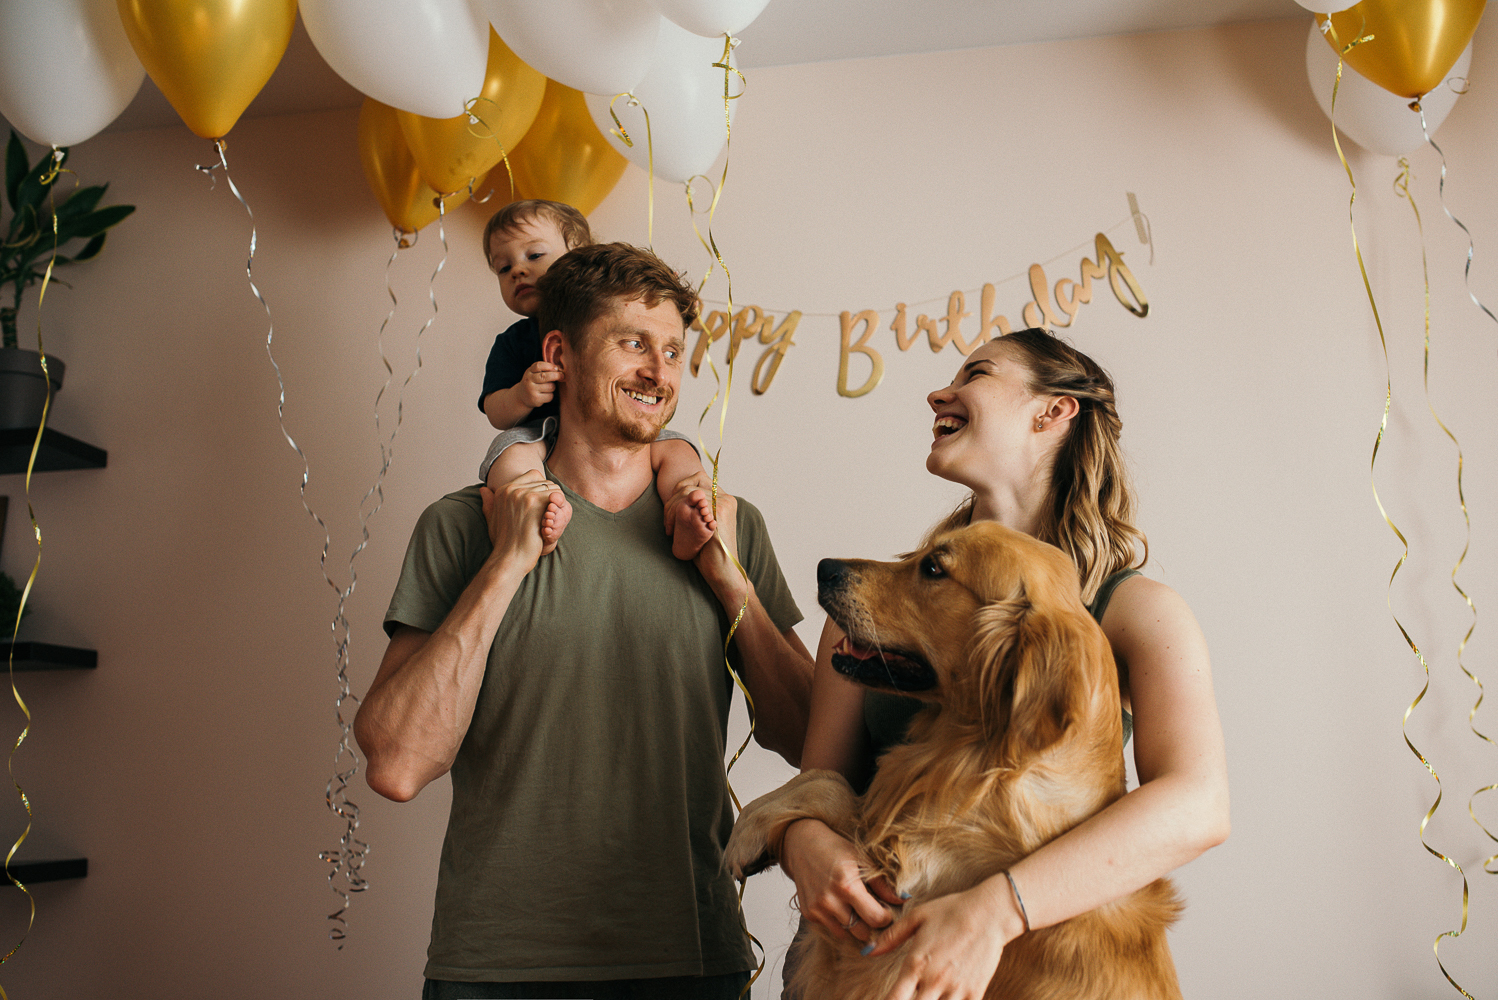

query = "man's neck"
[545, 420, 656, 513]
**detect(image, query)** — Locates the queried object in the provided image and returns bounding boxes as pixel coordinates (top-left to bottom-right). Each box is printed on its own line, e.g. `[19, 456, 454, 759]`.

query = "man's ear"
[542, 329, 566, 370]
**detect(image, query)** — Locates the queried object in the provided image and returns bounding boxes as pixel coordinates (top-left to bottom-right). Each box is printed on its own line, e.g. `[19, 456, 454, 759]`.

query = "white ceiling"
[54, 0, 1307, 137]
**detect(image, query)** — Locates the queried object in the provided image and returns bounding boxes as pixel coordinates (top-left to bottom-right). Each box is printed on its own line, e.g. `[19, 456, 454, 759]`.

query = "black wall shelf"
[4, 858, 87, 883]
[0, 428, 106, 474]
[0, 642, 96, 671]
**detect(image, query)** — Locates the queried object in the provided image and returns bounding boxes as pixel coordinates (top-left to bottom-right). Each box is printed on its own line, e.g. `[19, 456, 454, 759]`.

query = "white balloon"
[1292, 0, 1360, 12]
[1304, 20, 1471, 156]
[0, 0, 144, 147]
[487, 0, 661, 97]
[585, 19, 736, 184]
[649, 0, 770, 37]
[302, 0, 489, 119]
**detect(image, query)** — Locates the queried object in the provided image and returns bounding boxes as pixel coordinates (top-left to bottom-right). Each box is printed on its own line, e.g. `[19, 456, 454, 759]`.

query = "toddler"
[478, 200, 715, 558]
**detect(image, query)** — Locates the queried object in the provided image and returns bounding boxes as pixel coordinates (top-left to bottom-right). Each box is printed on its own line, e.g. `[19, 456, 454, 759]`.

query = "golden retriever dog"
[725, 521, 1182, 999]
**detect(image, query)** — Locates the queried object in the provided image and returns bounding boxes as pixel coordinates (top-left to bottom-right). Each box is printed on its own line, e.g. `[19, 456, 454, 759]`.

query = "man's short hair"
[536, 243, 699, 351]
[482, 200, 593, 266]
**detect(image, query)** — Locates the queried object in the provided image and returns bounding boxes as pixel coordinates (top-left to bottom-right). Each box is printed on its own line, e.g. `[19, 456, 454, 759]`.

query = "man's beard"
[573, 363, 676, 445]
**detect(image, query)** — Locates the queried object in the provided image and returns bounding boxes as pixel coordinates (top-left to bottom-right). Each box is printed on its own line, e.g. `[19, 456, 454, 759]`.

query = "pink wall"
[3, 15, 1497, 997]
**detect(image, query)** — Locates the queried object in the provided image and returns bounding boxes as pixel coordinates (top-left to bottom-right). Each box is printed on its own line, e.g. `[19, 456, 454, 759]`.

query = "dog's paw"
[723, 770, 860, 880]
[724, 819, 772, 880]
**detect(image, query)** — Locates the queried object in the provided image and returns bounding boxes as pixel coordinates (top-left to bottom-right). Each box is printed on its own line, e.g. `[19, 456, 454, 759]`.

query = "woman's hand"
[864, 876, 1023, 1000]
[781, 817, 902, 948]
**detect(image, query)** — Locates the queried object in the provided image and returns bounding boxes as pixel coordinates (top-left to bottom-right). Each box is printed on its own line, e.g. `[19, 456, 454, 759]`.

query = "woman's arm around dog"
[779, 619, 906, 946]
[864, 575, 1229, 1000]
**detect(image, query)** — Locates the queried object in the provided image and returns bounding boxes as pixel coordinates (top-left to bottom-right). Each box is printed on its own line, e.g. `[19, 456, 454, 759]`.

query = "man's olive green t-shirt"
[384, 478, 801, 983]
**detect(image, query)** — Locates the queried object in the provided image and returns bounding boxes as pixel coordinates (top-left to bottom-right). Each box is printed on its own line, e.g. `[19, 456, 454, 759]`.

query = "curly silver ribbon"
[197, 140, 379, 945]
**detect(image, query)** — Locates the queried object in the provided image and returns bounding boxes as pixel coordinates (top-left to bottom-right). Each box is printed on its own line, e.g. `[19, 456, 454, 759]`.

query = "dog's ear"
[971, 595, 1095, 762]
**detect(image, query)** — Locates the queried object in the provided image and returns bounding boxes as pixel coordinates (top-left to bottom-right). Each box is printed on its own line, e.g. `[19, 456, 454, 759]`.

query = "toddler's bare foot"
[540, 492, 572, 556]
[667, 486, 717, 560]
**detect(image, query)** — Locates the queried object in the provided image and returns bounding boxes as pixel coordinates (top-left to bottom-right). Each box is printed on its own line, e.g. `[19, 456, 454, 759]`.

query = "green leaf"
[13, 158, 52, 221]
[4, 132, 25, 212]
[54, 204, 134, 244]
[64, 233, 107, 263]
[54, 184, 106, 221]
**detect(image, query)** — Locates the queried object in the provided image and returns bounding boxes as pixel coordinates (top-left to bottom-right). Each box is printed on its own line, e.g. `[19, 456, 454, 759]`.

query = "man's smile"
[623, 387, 666, 407]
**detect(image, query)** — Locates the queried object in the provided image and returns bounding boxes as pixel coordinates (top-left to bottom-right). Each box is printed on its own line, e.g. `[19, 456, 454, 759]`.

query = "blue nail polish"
[899, 891, 911, 900]
[860, 942, 875, 957]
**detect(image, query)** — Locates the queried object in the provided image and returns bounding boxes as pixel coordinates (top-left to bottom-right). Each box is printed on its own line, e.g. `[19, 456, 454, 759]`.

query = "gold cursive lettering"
[1052, 277, 1081, 325]
[1078, 233, 1148, 318]
[838, 310, 884, 398]
[1022, 264, 1060, 329]
[690, 309, 733, 376]
[750, 309, 801, 395]
[684, 228, 1147, 399]
[890, 303, 921, 351]
[978, 284, 1014, 342]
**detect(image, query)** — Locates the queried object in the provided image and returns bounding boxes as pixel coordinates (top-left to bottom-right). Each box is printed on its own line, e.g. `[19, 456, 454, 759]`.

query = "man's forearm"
[356, 553, 530, 801]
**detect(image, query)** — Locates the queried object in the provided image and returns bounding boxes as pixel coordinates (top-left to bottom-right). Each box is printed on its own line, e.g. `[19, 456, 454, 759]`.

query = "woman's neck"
[968, 479, 1048, 538]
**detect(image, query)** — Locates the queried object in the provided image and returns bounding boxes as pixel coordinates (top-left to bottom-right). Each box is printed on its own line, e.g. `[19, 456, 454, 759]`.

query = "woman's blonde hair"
[926, 328, 1147, 604]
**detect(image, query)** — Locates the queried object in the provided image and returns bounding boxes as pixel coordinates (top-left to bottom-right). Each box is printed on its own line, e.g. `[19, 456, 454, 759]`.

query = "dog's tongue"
[834, 636, 881, 661]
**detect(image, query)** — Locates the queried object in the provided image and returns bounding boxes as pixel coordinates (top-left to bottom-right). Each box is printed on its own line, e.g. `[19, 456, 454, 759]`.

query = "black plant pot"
[0, 349, 64, 430]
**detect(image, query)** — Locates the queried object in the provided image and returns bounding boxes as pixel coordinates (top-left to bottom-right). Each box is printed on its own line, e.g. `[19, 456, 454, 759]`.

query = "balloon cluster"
[0, 0, 772, 235]
[1298, 0, 1485, 156]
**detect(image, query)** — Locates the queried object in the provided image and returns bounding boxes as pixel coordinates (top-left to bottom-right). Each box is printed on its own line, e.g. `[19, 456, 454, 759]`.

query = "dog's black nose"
[817, 559, 849, 589]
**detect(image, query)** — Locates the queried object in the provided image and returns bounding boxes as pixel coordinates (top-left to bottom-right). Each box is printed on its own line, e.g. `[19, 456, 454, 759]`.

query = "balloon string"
[1416, 108, 1498, 877]
[606, 94, 656, 248]
[196, 141, 377, 941]
[1324, 26, 1474, 998]
[0, 148, 66, 996]
[683, 34, 760, 999]
[315, 231, 423, 946]
[682, 35, 750, 801]
[462, 97, 516, 205]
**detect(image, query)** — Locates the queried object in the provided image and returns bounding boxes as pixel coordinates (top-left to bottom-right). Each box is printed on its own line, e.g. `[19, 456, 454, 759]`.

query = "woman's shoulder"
[1099, 573, 1206, 656]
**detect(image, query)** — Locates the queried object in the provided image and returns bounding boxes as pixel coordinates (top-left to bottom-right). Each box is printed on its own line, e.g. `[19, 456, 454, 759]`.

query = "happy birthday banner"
[688, 212, 1151, 398]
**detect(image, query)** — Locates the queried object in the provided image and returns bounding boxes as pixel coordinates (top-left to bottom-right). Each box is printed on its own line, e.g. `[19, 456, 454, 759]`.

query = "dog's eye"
[920, 555, 945, 579]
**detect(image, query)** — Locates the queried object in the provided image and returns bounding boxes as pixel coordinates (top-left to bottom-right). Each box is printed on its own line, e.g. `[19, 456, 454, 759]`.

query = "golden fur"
[726, 521, 1182, 999]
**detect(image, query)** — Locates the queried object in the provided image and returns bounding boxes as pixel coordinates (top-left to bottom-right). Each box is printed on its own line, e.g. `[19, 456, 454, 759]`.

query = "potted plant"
[1, 130, 134, 429]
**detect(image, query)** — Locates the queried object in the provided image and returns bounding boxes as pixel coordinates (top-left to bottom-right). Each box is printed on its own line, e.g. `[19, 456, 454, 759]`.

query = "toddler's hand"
[518, 362, 562, 410]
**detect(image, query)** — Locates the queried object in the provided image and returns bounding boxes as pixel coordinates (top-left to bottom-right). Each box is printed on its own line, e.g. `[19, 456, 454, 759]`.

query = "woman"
[778, 329, 1229, 999]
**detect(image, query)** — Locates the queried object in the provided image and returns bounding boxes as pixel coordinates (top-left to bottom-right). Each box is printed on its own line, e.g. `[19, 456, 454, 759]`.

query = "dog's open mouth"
[831, 636, 938, 692]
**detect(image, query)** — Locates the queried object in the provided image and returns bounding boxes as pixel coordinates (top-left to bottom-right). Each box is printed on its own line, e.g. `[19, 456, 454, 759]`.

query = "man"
[355, 243, 814, 999]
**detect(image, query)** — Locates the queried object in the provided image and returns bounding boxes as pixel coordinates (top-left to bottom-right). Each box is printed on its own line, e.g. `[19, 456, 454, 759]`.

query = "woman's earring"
[1035, 418, 1045, 431]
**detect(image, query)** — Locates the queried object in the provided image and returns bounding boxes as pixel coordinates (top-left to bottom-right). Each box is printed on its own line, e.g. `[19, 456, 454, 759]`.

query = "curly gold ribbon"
[605, 93, 656, 247]
[461, 96, 516, 206]
[666, 34, 763, 996]
[1324, 26, 1475, 998]
[1412, 105, 1498, 879]
[0, 148, 68, 998]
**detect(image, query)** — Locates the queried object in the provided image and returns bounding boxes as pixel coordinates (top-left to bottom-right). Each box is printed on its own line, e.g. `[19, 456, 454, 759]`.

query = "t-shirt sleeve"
[478, 318, 543, 411]
[385, 491, 490, 637]
[734, 498, 802, 633]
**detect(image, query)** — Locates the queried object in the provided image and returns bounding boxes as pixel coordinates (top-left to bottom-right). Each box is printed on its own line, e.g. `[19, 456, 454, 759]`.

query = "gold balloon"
[116, 0, 297, 139]
[506, 80, 627, 217]
[1318, 0, 1486, 99]
[398, 29, 546, 196]
[358, 98, 469, 235]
